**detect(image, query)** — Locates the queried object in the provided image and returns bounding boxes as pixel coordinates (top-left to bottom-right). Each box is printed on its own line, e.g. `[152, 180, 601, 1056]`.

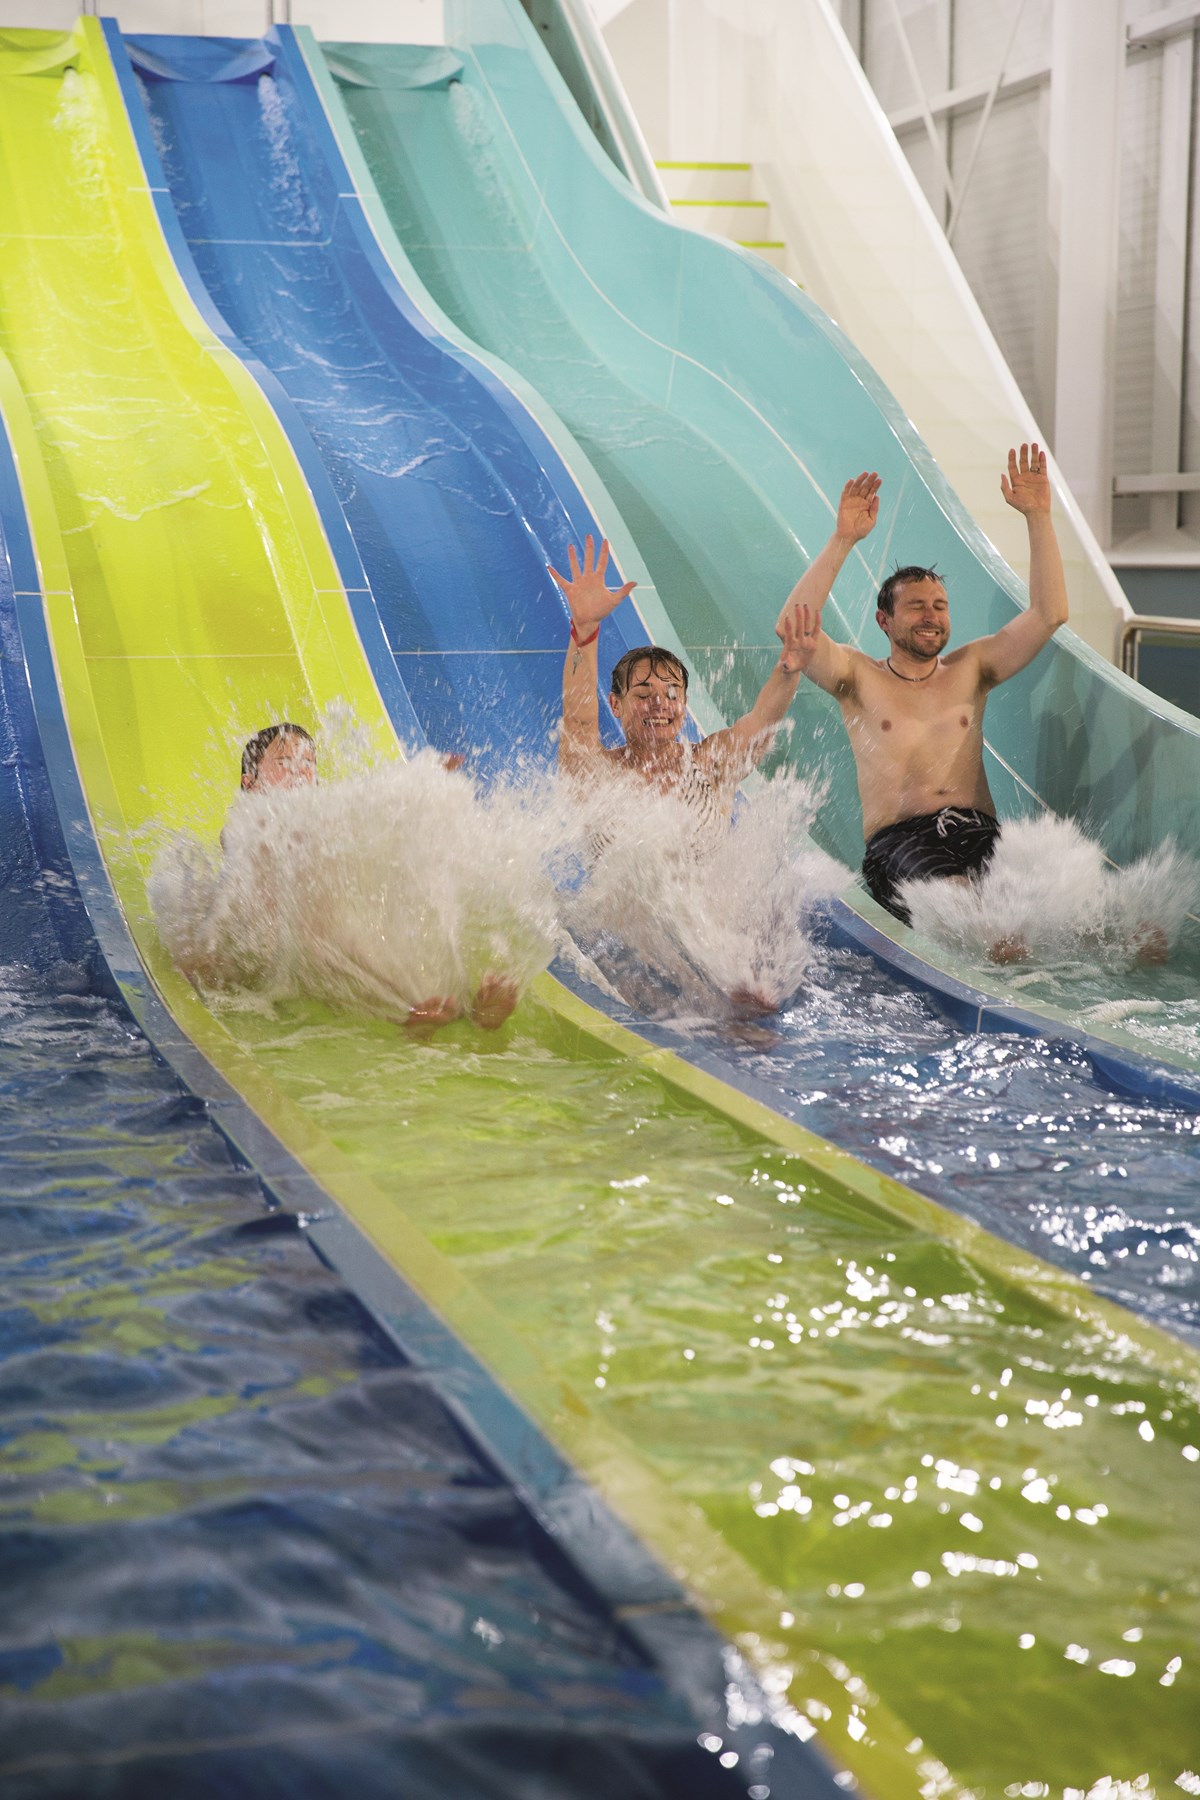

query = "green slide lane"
[2, 23, 1198, 1798]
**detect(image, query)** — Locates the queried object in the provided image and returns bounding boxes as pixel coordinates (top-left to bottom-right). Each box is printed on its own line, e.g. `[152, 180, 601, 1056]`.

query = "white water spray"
[149, 751, 560, 1024]
[148, 730, 851, 1029]
[899, 813, 1200, 968]
[560, 767, 852, 1019]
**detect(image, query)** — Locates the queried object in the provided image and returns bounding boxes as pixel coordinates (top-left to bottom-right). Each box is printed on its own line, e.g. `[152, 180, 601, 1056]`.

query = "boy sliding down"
[549, 536, 828, 1017]
[551, 534, 812, 814]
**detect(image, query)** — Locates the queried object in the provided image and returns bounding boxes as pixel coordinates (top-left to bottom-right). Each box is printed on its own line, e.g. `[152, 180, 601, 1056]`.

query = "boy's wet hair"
[877, 565, 944, 617]
[241, 722, 314, 787]
[609, 645, 689, 700]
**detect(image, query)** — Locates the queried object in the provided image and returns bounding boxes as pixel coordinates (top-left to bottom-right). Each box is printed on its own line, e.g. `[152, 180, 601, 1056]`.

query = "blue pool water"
[0, 964, 751, 1799]
[564, 941, 1200, 1347]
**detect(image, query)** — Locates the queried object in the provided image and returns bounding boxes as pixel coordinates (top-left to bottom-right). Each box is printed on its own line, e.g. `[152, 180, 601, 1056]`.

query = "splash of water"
[561, 768, 852, 1020]
[148, 720, 849, 1029]
[256, 72, 323, 240]
[900, 814, 1200, 968]
[149, 751, 560, 1023]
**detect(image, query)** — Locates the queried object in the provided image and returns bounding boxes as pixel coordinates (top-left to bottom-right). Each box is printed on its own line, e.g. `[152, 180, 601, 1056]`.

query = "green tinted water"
[222, 991, 1200, 1797]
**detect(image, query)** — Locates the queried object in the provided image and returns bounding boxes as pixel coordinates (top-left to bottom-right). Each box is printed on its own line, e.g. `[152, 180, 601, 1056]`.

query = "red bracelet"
[569, 621, 600, 647]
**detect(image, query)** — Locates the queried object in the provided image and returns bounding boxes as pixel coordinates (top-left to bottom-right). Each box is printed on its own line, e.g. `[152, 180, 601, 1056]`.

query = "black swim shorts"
[862, 807, 1000, 925]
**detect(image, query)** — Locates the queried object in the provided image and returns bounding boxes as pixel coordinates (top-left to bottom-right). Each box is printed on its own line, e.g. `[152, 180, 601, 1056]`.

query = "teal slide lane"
[316, 0, 1200, 1082]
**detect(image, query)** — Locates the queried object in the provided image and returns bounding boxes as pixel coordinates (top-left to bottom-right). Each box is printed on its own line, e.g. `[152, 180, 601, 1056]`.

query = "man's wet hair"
[877, 565, 944, 617]
[241, 722, 314, 788]
[609, 645, 689, 700]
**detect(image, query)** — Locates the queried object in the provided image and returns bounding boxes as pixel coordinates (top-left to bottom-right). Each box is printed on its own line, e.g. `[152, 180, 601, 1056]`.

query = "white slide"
[602, 0, 1130, 662]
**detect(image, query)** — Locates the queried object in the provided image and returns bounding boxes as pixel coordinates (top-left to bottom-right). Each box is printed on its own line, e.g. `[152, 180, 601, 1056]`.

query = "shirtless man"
[551, 534, 812, 812]
[774, 447, 1069, 926]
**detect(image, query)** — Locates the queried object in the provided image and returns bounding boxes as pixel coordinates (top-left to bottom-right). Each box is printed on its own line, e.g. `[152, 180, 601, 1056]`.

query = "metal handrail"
[1119, 611, 1200, 681]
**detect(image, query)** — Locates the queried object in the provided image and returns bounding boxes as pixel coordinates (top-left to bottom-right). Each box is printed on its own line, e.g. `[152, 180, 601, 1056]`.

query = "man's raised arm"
[772, 471, 880, 694]
[976, 444, 1069, 687]
[548, 535, 636, 776]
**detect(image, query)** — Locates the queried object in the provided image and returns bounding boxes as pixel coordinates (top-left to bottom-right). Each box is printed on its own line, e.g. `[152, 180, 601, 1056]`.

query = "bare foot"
[988, 935, 1028, 965]
[728, 1020, 783, 1050]
[1127, 922, 1170, 966]
[728, 986, 778, 1019]
[405, 994, 461, 1036]
[470, 972, 519, 1030]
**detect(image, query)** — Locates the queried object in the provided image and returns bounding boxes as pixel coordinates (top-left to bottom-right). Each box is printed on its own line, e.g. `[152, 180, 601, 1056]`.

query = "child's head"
[241, 723, 316, 792]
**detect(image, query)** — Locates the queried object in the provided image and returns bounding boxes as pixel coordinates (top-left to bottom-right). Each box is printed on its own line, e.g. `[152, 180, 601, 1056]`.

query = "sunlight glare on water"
[229, 992, 1200, 1798]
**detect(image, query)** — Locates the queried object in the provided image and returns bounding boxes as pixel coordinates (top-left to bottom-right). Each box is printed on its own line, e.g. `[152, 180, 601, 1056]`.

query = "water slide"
[303, 0, 1200, 1092]
[1, 16, 1198, 1798]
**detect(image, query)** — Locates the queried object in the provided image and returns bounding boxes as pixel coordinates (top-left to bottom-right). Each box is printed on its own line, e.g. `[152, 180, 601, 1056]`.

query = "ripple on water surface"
[236, 976, 1200, 1799]
[0, 968, 750, 1800]
[652, 944, 1200, 1345]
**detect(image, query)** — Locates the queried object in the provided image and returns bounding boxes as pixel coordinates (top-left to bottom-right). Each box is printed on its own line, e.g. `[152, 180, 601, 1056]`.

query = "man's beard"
[895, 626, 946, 661]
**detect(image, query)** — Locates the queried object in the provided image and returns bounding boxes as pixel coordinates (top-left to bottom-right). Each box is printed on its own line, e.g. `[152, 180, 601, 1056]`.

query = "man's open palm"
[777, 600, 821, 673]
[1000, 442, 1050, 514]
[837, 471, 881, 541]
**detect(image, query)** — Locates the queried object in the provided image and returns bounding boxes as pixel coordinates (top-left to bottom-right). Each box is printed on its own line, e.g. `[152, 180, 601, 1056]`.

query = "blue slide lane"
[119, 25, 646, 775]
[112, 21, 1200, 1349]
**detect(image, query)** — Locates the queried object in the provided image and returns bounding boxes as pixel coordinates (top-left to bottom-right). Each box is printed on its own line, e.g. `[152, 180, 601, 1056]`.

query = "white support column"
[1150, 31, 1195, 540]
[1046, 0, 1125, 548]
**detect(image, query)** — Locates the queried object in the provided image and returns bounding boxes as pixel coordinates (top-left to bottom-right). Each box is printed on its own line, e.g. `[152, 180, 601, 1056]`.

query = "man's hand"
[1000, 442, 1050, 514]
[836, 471, 881, 542]
[776, 600, 821, 673]
[548, 535, 636, 634]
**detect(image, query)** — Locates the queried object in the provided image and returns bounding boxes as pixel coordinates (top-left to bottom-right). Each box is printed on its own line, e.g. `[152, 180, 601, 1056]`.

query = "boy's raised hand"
[548, 535, 636, 635]
[776, 600, 822, 673]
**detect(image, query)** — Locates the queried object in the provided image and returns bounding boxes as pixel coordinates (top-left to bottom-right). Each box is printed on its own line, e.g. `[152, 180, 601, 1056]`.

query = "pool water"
[219, 968, 1200, 1800]
[0, 964, 754, 1799]
[649, 944, 1200, 1345]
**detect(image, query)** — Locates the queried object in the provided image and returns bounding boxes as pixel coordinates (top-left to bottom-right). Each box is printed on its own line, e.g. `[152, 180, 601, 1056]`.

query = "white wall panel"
[948, 86, 1047, 423]
[1182, 30, 1200, 539]
[862, 0, 949, 111]
[0, 3, 76, 22]
[893, 120, 950, 223]
[1113, 49, 1163, 541]
[949, 0, 1049, 89]
[604, 0, 669, 156]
